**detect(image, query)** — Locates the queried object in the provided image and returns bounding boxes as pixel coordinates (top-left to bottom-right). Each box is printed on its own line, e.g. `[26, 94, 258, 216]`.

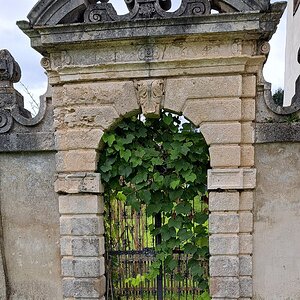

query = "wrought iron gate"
[105, 197, 209, 300]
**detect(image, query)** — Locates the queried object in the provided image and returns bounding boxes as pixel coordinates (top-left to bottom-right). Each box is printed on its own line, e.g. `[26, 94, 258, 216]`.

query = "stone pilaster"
[55, 173, 106, 299]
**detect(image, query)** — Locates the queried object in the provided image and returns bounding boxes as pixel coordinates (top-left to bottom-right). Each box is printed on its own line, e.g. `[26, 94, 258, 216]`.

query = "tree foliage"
[99, 112, 210, 293]
[273, 88, 284, 106]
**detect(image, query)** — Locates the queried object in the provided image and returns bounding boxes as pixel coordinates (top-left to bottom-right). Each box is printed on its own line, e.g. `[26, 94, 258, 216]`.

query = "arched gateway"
[0, 0, 291, 299]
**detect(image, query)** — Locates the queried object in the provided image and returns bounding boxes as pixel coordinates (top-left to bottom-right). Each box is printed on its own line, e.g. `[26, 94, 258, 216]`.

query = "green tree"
[273, 88, 284, 106]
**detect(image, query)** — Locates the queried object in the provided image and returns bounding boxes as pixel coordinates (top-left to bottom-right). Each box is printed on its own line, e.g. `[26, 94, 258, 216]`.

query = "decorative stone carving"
[41, 57, 51, 71]
[0, 110, 13, 134]
[0, 49, 47, 134]
[84, 0, 211, 23]
[134, 79, 165, 118]
[138, 45, 160, 61]
[259, 41, 270, 55]
[25, 0, 272, 27]
[0, 49, 21, 84]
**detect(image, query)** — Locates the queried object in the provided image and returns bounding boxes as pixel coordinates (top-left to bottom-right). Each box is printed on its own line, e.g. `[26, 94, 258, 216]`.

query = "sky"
[0, 0, 287, 113]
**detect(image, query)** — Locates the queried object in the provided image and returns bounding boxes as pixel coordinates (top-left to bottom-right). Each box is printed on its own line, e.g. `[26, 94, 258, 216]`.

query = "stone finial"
[0, 49, 21, 84]
[0, 49, 48, 134]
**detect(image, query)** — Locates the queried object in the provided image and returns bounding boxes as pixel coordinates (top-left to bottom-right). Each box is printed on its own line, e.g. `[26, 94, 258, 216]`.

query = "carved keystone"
[134, 79, 165, 118]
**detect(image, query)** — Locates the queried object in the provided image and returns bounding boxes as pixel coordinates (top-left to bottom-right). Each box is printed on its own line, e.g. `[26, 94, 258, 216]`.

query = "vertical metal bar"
[155, 213, 163, 300]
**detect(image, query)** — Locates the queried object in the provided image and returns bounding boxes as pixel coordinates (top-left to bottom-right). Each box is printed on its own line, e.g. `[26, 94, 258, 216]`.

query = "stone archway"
[18, 1, 285, 299]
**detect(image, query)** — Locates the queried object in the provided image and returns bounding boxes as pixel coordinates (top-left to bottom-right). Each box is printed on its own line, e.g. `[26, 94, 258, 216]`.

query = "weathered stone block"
[164, 76, 242, 113]
[62, 278, 75, 297]
[208, 169, 243, 190]
[209, 213, 239, 234]
[239, 234, 253, 254]
[210, 256, 239, 276]
[210, 234, 239, 255]
[240, 145, 254, 167]
[62, 277, 105, 298]
[240, 276, 253, 297]
[241, 98, 255, 121]
[239, 255, 252, 276]
[242, 75, 256, 98]
[62, 257, 105, 278]
[55, 173, 104, 194]
[59, 195, 104, 215]
[183, 98, 241, 126]
[209, 192, 239, 212]
[61, 236, 105, 257]
[241, 122, 255, 144]
[52, 81, 139, 118]
[60, 215, 104, 236]
[208, 168, 256, 190]
[243, 169, 256, 189]
[210, 277, 240, 298]
[240, 192, 254, 211]
[60, 237, 73, 256]
[55, 129, 104, 150]
[209, 145, 241, 168]
[54, 105, 120, 131]
[239, 212, 253, 233]
[200, 122, 241, 145]
[56, 150, 98, 172]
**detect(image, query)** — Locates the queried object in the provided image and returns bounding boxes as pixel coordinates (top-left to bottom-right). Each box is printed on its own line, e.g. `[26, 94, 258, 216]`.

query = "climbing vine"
[99, 112, 210, 295]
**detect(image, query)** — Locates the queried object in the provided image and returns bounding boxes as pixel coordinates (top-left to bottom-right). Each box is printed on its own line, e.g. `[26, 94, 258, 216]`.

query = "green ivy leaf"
[122, 133, 135, 144]
[185, 172, 197, 183]
[167, 259, 177, 271]
[138, 190, 151, 204]
[194, 212, 208, 224]
[133, 171, 148, 184]
[170, 179, 180, 190]
[163, 114, 173, 125]
[120, 149, 131, 162]
[168, 217, 182, 229]
[175, 203, 192, 215]
[169, 189, 183, 201]
[184, 243, 198, 255]
[103, 133, 116, 146]
[190, 264, 204, 277]
[147, 203, 162, 216]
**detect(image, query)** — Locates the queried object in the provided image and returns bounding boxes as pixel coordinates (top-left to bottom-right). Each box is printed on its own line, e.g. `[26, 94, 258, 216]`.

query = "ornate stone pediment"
[26, 0, 271, 26]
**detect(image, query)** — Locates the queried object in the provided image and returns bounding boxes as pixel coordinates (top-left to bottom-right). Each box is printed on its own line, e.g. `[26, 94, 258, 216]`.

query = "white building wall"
[284, 0, 300, 104]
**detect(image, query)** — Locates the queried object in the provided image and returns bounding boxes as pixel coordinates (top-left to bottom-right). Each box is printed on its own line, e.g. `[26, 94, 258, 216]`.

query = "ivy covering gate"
[99, 112, 210, 300]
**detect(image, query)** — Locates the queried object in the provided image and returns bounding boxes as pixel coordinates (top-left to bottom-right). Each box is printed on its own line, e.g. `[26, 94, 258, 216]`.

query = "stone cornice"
[18, 3, 286, 55]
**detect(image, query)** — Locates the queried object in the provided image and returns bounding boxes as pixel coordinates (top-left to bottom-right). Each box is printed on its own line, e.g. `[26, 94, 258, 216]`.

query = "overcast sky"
[0, 0, 287, 112]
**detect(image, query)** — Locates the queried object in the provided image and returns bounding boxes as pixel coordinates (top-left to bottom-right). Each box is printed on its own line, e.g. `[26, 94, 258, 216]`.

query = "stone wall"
[0, 152, 61, 299]
[253, 143, 300, 299]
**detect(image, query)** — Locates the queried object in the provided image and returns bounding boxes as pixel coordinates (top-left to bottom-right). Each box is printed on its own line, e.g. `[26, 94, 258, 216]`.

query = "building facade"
[285, 0, 300, 103]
